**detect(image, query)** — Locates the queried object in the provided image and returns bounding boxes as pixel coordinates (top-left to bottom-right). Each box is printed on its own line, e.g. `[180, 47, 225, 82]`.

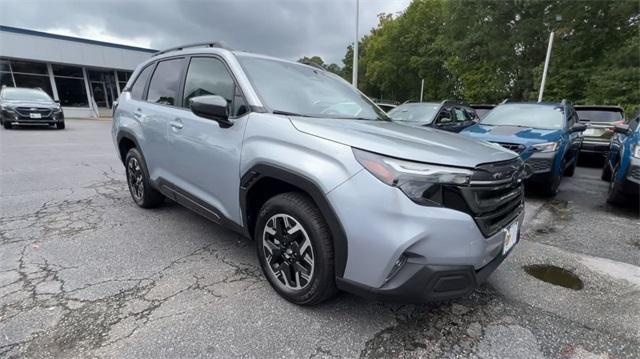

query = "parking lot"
[0, 119, 638, 358]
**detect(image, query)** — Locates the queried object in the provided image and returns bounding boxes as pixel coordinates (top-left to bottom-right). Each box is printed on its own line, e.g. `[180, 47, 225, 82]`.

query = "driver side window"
[183, 57, 247, 117]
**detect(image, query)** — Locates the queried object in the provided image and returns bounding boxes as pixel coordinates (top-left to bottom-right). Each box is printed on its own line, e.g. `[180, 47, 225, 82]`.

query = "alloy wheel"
[262, 214, 315, 290]
[127, 157, 144, 201]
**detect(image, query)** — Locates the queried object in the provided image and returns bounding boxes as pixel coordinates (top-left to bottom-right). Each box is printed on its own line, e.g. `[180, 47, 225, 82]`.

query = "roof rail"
[441, 99, 470, 107]
[152, 41, 229, 57]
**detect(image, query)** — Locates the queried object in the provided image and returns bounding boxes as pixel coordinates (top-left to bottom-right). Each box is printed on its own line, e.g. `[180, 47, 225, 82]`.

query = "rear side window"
[147, 58, 185, 106]
[130, 65, 154, 100]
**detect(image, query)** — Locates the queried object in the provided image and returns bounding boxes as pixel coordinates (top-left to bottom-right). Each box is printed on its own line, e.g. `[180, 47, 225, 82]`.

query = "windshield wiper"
[272, 110, 313, 118]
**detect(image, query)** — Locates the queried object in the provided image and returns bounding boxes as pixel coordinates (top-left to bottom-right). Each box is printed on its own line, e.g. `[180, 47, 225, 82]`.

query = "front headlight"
[633, 144, 640, 159]
[532, 141, 559, 153]
[1, 105, 15, 113]
[353, 148, 473, 206]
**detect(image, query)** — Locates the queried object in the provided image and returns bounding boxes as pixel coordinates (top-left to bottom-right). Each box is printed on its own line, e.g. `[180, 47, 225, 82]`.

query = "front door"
[166, 56, 249, 223]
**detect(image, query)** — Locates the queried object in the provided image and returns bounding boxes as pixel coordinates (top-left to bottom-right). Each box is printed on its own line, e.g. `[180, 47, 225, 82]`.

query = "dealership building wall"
[0, 26, 155, 118]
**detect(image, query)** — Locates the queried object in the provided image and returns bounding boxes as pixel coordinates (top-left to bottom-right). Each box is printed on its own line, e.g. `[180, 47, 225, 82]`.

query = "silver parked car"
[112, 42, 526, 305]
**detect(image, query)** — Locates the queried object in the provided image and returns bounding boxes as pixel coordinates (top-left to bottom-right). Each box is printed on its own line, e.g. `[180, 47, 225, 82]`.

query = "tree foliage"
[333, 0, 639, 111]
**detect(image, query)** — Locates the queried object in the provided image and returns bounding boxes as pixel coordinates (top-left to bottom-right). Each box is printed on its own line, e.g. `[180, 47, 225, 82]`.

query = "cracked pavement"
[1, 120, 638, 358]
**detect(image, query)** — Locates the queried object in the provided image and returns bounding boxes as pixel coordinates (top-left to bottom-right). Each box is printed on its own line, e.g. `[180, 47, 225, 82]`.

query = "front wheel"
[3, 120, 12, 129]
[540, 173, 561, 197]
[56, 121, 65, 130]
[255, 192, 337, 305]
[125, 148, 164, 208]
[606, 164, 626, 205]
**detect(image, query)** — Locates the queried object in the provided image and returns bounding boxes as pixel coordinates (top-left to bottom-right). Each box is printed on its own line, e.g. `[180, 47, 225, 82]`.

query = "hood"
[2, 100, 57, 109]
[461, 124, 563, 145]
[289, 117, 516, 168]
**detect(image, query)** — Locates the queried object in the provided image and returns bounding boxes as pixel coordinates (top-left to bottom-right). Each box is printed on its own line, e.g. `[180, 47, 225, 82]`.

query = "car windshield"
[387, 103, 439, 123]
[1, 88, 52, 102]
[237, 55, 389, 121]
[474, 108, 493, 119]
[576, 109, 623, 123]
[481, 104, 564, 129]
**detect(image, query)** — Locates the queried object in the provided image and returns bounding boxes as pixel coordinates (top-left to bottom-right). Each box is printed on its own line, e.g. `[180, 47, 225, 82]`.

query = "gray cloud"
[0, 0, 410, 64]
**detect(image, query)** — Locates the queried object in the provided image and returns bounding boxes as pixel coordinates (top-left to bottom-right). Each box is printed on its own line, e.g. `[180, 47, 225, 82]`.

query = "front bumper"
[580, 140, 610, 155]
[328, 169, 523, 302]
[2, 110, 64, 124]
[524, 151, 557, 182]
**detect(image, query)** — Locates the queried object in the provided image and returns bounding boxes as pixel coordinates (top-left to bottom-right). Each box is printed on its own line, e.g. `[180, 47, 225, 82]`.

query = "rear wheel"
[606, 164, 626, 205]
[255, 192, 337, 305]
[125, 148, 164, 208]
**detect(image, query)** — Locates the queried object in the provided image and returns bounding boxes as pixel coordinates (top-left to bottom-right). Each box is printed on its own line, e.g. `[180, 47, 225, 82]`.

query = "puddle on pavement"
[523, 264, 584, 290]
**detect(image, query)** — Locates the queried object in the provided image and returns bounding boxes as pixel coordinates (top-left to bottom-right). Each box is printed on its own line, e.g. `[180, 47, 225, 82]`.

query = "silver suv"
[112, 43, 526, 305]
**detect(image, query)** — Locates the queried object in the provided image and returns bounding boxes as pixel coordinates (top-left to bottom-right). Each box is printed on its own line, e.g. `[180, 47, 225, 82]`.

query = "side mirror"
[571, 123, 587, 133]
[190, 95, 232, 128]
[613, 124, 631, 135]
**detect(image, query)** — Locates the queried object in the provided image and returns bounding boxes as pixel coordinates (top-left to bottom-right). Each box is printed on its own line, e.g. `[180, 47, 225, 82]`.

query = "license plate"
[503, 221, 519, 254]
[584, 128, 601, 136]
[29, 113, 41, 119]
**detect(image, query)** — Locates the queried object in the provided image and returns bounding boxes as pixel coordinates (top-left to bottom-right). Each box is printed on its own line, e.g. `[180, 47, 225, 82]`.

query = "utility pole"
[352, 0, 359, 88]
[420, 79, 424, 102]
[538, 30, 555, 102]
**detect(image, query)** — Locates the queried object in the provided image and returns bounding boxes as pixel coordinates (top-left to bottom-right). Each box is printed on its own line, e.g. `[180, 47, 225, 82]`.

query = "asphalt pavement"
[1, 120, 638, 358]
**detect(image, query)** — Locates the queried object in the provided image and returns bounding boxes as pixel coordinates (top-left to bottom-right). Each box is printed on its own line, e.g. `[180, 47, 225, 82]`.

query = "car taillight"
[605, 120, 625, 133]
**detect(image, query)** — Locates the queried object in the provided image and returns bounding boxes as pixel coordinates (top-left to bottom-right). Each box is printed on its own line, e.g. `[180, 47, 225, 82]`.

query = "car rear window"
[576, 109, 623, 123]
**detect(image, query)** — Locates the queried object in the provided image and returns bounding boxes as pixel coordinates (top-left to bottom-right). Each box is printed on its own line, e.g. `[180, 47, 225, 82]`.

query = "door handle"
[133, 109, 143, 118]
[170, 120, 183, 130]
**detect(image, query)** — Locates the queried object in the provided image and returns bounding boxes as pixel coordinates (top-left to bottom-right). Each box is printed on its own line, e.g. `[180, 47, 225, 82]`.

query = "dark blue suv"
[602, 110, 640, 205]
[461, 102, 586, 196]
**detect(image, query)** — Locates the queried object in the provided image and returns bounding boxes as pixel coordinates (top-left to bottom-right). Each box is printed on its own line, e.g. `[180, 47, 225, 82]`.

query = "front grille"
[631, 166, 640, 180]
[442, 158, 525, 237]
[526, 158, 552, 173]
[493, 142, 525, 153]
[15, 107, 52, 117]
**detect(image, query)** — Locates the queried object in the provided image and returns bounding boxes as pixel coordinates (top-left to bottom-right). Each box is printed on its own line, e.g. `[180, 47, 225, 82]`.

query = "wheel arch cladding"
[240, 164, 348, 278]
[117, 130, 140, 163]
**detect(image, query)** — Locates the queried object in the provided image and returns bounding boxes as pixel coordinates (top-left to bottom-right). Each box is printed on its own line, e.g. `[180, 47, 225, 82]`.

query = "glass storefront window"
[117, 71, 132, 92]
[52, 65, 84, 78]
[1, 72, 14, 87]
[13, 73, 53, 97]
[55, 77, 88, 107]
[11, 60, 48, 75]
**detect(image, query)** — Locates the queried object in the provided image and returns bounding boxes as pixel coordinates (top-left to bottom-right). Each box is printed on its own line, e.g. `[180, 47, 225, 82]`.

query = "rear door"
[566, 107, 582, 164]
[140, 57, 187, 183]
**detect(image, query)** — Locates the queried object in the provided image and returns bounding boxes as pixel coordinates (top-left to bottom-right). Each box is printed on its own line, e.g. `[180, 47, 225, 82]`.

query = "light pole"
[538, 31, 554, 102]
[352, 0, 359, 88]
[538, 15, 562, 102]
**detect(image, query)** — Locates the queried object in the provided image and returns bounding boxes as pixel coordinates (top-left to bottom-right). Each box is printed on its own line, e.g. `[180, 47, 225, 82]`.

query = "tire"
[124, 148, 164, 208]
[601, 160, 612, 181]
[564, 157, 577, 177]
[56, 121, 65, 130]
[3, 120, 12, 129]
[606, 164, 626, 205]
[255, 192, 337, 305]
[540, 173, 561, 197]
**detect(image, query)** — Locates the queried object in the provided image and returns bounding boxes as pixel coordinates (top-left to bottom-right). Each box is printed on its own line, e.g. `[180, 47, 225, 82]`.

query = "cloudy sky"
[0, 0, 411, 64]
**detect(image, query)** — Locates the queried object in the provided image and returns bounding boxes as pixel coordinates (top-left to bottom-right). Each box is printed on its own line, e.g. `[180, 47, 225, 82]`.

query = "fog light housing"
[383, 255, 407, 285]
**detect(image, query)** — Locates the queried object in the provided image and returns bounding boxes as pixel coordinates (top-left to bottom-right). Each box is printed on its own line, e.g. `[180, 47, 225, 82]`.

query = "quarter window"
[130, 65, 154, 100]
[147, 58, 185, 106]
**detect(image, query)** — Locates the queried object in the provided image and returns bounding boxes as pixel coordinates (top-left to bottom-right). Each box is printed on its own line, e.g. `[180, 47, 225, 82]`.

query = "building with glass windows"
[0, 25, 156, 118]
